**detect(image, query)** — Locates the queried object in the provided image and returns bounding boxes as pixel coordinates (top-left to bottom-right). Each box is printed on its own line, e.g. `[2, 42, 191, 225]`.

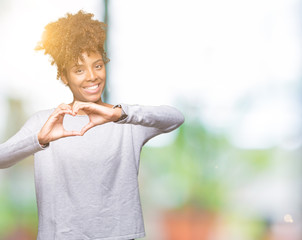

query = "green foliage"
[141, 118, 275, 212]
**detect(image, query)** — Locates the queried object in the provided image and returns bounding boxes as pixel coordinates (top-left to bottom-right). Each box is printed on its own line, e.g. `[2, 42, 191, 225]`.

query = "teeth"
[84, 84, 98, 90]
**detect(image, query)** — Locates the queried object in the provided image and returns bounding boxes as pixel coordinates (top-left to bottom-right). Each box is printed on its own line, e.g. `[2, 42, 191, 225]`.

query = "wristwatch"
[112, 104, 128, 122]
[40, 143, 49, 148]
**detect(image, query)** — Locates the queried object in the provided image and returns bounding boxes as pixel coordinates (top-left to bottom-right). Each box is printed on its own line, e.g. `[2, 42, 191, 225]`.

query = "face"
[62, 51, 106, 104]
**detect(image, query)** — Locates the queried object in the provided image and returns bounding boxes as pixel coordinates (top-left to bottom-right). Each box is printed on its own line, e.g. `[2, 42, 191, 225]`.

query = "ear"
[61, 73, 68, 85]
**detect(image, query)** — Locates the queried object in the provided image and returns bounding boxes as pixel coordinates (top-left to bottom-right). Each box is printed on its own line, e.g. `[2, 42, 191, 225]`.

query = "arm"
[116, 104, 185, 144]
[34, 102, 182, 149]
[68, 101, 184, 144]
[0, 104, 82, 169]
[0, 113, 46, 169]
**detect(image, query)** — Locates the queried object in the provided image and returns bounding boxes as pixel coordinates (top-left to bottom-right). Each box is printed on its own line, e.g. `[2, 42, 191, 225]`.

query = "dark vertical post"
[103, 0, 109, 102]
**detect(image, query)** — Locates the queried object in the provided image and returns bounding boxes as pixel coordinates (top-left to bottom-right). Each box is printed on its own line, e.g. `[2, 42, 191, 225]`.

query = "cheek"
[100, 68, 106, 79]
[68, 74, 84, 86]
[67, 78, 82, 93]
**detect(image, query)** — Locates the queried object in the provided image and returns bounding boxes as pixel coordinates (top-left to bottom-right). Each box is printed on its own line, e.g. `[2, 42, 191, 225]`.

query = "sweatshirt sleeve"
[115, 104, 185, 145]
[0, 112, 47, 169]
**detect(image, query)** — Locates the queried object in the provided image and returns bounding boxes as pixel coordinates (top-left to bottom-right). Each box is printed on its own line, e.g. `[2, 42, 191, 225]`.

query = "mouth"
[84, 83, 99, 90]
[82, 83, 101, 94]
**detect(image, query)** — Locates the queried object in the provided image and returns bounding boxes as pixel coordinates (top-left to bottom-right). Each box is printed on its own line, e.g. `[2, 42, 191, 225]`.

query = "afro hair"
[35, 10, 109, 81]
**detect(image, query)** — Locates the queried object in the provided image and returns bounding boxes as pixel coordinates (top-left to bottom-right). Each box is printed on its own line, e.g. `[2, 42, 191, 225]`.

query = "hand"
[38, 104, 81, 145]
[72, 101, 122, 135]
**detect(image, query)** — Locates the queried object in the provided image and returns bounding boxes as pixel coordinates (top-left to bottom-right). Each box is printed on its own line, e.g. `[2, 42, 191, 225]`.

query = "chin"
[85, 95, 103, 103]
[75, 91, 103, 103]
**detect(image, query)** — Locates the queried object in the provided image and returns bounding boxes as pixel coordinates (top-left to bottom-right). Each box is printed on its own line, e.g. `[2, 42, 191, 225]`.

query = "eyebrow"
[71, 59, 104, 69]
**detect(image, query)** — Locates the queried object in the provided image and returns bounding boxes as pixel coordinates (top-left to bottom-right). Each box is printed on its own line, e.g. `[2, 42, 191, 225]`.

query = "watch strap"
[112, 104, 128, 122]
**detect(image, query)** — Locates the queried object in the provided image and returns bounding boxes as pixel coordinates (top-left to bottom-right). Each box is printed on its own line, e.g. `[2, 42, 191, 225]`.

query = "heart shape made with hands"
[63, 112, 91, 134]
[60, 102, 118, 136]
[38, 102, 120, 145]
[38, 102, 121, 145]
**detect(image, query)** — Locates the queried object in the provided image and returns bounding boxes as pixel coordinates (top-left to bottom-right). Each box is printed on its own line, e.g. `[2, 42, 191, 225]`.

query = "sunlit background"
[0, 0, 302, 239]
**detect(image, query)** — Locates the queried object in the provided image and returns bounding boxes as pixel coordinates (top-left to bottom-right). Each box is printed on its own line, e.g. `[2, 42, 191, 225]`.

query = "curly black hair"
[35, 10, 109, 81]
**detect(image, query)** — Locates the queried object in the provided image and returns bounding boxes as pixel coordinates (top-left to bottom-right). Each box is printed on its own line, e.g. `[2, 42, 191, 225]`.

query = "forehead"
[67, 51, 103, 68]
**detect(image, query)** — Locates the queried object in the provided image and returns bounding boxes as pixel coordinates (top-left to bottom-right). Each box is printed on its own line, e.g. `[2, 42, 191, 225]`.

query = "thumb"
[80, 122, 95, 135]
[62, 130, 82, 138]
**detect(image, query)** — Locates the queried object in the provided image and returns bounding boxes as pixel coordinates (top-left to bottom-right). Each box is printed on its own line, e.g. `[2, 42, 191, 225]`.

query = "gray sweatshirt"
[0, 104, 184, 240]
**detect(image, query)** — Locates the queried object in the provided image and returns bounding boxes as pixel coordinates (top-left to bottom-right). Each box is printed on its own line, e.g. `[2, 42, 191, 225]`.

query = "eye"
[96, 64, 103, 69]
[75, 68, 84, 74]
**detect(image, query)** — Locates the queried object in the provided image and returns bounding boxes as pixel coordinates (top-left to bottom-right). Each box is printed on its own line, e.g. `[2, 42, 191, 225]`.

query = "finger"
[52, 104, 72, 116]
[57, 108, 73, 116]
[72, 101, 82, 115]
[52, 109, 73, 119]
[47, 110, 71, 126]
[73, 102, 91, 115]
[80, 122, 95, 135]
[57, 103, 72, 111]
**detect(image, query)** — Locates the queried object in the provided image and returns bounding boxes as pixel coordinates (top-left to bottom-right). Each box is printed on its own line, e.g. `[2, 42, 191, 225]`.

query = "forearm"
[117, 104, 185, 132]
[0, 132, 44, 169]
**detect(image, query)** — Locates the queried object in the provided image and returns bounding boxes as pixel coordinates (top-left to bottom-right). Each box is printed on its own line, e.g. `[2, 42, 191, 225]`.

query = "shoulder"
[24, 108, 55, 130]
[31, 108, 55, 120]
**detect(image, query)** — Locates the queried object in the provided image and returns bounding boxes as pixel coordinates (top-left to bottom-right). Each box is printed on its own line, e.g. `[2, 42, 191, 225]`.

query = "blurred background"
[0, 0, 302, 239]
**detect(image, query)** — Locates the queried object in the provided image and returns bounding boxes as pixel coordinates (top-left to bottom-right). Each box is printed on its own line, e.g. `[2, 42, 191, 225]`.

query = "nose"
[87, 68, 97, 81]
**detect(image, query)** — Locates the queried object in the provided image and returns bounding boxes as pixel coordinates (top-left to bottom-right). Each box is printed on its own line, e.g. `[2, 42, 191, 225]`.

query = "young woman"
[0, 11, 184, 240]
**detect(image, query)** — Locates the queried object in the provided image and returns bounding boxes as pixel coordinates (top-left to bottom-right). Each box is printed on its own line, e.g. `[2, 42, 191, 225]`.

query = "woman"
[0, 10, 184, 240]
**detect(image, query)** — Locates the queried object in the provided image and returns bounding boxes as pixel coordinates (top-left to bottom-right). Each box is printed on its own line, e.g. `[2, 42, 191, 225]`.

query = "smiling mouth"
[83, 84, 100, 90]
